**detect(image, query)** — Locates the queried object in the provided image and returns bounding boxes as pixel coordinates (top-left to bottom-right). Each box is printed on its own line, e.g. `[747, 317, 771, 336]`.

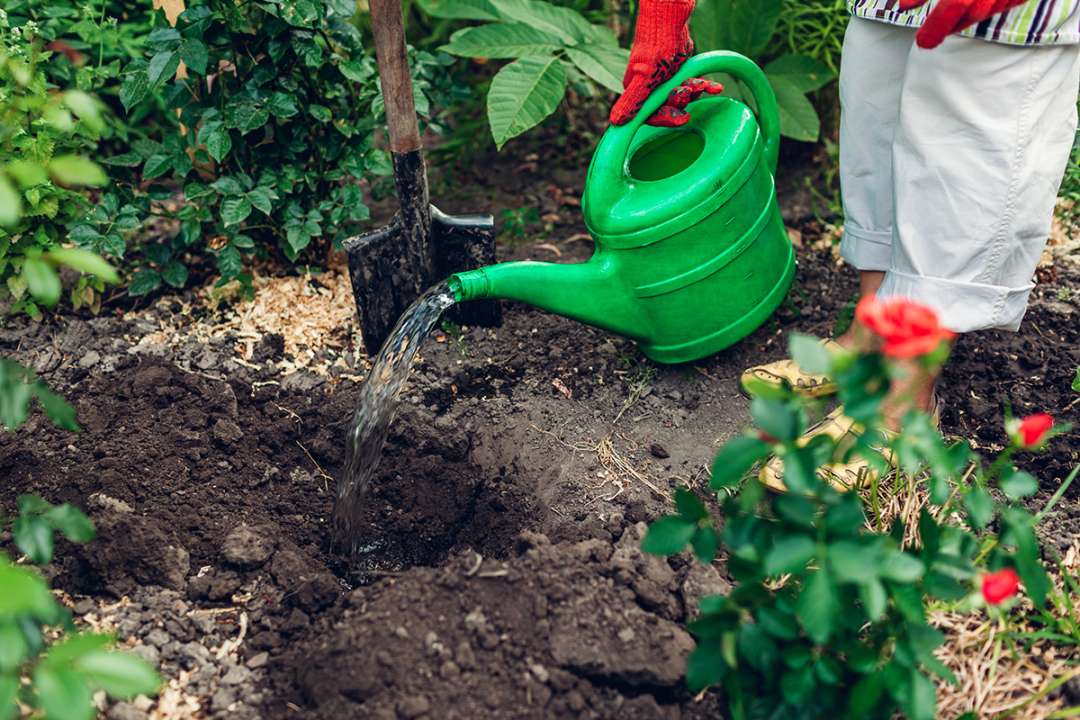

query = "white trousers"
[839, 17, 1080, 332]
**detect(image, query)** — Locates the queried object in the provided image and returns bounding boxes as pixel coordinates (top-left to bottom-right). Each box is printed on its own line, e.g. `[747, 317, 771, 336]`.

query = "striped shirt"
[849, 0, 1080, 45]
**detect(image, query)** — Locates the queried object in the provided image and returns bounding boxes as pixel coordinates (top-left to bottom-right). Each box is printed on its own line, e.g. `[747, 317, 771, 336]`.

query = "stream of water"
[333, 281, 457, 552]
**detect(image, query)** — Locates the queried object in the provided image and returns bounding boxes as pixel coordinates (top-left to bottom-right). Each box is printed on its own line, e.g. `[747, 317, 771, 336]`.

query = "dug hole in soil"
[4, 142, 1080, 719]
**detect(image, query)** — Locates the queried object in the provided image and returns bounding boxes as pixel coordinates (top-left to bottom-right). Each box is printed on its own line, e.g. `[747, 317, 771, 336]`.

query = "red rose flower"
[981, 568, 1020, 605]
[855, 296, 956, 358]
[1016, 413, 1054, 448]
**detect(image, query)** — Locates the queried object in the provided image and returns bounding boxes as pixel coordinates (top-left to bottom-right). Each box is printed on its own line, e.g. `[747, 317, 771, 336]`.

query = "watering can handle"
[613, 51, 780, 174]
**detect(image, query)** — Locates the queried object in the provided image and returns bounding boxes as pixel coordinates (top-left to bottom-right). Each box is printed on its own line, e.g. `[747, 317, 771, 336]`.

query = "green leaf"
[14, 515, 54, 565]
[963, 487, 994, 529]
[221, 197, 253, 227]
[46, 248, 119, 284]
[691, 525, 719, 564]
[710, 435, 770, 490]
[179, 38, 209, 74]
[128, 269, 162, 296]
[788, 333, 833, 375]
[441, 24, 563, 59]
[829, 539, 881, 583]
[766, 54, 835, 93]
[75, 650, 161, 698]
[44, 634, 112, 665]
[48, 156, 108, 187]
[22, 257, 62, 307]
[487, 0, 592, 44]
[770, 76, 821, 142]
[31, 382, 79, 432]
[750, 397, 803, 442]
[859, 577, 887, 622]
[309, 105, 332, 123]
[565, 44, 628, 93]
[781, 664, 816, 705]
[162, 262, 188, 288]
[1072, 366, 1080, 393]
[0, 672, 16, 720]
[675, 488, 708, 521]
[416, 0, 499, 20]
[0, 559, 55, 618]
[901, 669, 937, 720]
[756, 605, 798, 640]
[0, 622, 28, 672]
[119, 71, 149, 113]
[33, 666, 94, 720]
[44, 505, 95, 543]
[765, 534, 816, 576]
[487, 56, 567, 150]
[205, 127, 232, 163]
[210, 176, 244, 196]
[63, 91, 104, 133]
[1000, 470, 1039, 500]
[847, 672, 886, 717]
[685, 639, 727, 692]
[641, 516, 697, 556]
[880, 551, 925, 583]
[796, 568, 838, 644]
[142, 154, 172, 180]
[247, 188, 274, 215]
[0, 174, 21, 227]
[737, 623, 777, 672]
[227, 103, 271, 134]
[148, 50, 180, 87]
[217, 245, 242, 280]
[268, 92, 300, 119]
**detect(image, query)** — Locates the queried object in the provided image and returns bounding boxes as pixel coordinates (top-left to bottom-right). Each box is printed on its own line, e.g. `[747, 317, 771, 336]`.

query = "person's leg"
[879, 35, 1080, 423]
[836, 18, 915, 348]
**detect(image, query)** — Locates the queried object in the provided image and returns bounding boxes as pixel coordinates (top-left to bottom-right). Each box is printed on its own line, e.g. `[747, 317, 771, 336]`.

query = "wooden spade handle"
[369, 0, 422, 154]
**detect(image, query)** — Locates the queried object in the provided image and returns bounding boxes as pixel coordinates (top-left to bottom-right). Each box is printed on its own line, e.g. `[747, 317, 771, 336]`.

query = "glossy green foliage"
[427, 0, 629, 148]
[642, 332, 1068, 719]
[691, 0, 835, 141]
[0, 498, 160, 720]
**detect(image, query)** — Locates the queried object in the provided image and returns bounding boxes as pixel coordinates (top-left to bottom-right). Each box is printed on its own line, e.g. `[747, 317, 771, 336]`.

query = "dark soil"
[2, 138, 1078, 718]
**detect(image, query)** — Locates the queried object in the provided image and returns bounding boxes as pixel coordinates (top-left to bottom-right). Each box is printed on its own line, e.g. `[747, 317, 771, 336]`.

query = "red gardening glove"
[646, 77, 725, 127]
[900, 0, 1031, 48]
[609, 0, 696, 126]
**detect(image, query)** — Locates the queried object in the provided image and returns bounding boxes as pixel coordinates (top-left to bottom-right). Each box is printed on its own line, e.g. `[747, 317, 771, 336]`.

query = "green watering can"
[450, 51, 795, 364]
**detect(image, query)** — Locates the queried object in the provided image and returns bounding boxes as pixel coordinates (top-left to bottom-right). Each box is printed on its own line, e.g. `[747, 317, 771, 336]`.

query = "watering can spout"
[450, 259, 646, 341]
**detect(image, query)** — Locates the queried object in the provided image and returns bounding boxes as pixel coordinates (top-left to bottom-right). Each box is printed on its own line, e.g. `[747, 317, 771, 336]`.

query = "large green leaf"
[487, 56, 567, 149]
[46, 248, 119, 284]
[0, 559, 55, 619]
[642, 516, 697, 555]
[769, 77, 820, 142]
[13, 515, 54, 565]
[0, 623, 28, 672]
[766, 54, 835, 93]
[416, 0, 499, 20]
[47, 156, 108, 187]
[710, 434, 770, 490]
[0, 174, 21, 227]
[565, 44, 628, 93]
[44, 505, 96, 544]
[795, 568, 838, 644]
[22, 258, 62, 307]
[0, 673, 16, 720]
[690, 0, 731, 53]
[488, 0, 591, 44]
[441, 24, 563, 59]
[33, 666, 94, 720]
[75, 651, 161, 698]
[693, 0, 781, 56]
[765, 534, 816, 576]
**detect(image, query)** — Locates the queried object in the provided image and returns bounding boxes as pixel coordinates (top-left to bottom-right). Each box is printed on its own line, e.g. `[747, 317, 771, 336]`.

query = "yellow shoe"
[758, 401, 941, 494]
[739, 339, 843, 399]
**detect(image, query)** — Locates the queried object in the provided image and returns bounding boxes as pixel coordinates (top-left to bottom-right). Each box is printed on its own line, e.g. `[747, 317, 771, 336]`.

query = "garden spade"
[344, 0, 500, 353]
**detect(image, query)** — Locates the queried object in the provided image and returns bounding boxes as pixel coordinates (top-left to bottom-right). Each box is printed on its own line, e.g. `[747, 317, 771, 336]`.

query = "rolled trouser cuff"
[840, 225, 893, 272]
[877, 269, 1034, 333]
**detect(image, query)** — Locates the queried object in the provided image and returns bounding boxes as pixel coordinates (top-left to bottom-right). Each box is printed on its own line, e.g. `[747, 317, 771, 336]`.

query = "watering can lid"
[582, 97, 763, 247]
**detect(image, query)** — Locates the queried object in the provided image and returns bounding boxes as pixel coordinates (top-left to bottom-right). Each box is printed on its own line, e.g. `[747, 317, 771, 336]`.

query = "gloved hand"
[609, 0, 696, 126]
[899, 0, 1031, 48]
[646, 77, 725, 127]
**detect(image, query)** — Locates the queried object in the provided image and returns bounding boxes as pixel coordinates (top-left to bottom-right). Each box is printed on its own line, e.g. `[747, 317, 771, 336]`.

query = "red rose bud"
[1016, 413, 1054, 448]
[981, 568, 1020, 605]
[855, 296, 955, 358]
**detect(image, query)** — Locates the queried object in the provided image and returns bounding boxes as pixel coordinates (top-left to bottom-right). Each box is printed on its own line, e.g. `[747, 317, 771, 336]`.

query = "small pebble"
[396, 695, 431, 719]
[245, 652, 269, 670]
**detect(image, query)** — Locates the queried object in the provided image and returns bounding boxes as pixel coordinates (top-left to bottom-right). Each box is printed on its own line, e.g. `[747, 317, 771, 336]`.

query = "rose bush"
[642, 299, 1073, 719]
